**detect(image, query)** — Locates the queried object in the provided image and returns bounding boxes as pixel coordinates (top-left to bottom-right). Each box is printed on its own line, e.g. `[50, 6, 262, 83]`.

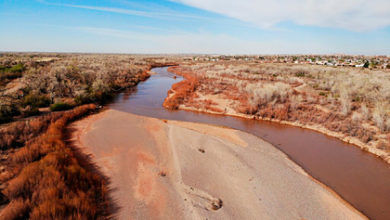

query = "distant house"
[355, 64, 364, 68]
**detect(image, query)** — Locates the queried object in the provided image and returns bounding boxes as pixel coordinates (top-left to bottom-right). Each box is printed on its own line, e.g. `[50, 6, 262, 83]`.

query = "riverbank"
[70, 109, 365, 219]
[164, 65, 390, 164]
[179, 104, 390, 163]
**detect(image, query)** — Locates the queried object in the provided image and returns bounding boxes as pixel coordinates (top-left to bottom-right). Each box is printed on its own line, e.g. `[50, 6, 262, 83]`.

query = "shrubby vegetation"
[0, 104, 20, 124]
[167, 62, 390, 160]
[50, 102, 72, 111]
[163, 67, 199, 110]
[0, 53, 179, 218]
[0, 64, 25, 81]
[22, 93, 51, 108]
[0, 105, 112, 219]
[0, 53, 152, 124]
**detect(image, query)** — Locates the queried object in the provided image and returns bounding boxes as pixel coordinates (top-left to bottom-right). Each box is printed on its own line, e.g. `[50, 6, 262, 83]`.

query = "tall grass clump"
[244, 82, 291, 112]
[22, 93, 51, 108]
[0, 104, 113, 219]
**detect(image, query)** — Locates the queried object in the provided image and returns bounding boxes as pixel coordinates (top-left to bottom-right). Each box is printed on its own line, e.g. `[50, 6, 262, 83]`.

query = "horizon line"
[1, 50, 389, 57]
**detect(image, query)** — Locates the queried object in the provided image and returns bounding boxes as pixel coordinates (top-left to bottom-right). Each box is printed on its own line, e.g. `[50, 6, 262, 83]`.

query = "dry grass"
[0, 53, 161, 124]
[0, 112, 63, 150]
[0, 53, 186, 124]
[166, 62, 390, 159]
[0, 104, 113, 219]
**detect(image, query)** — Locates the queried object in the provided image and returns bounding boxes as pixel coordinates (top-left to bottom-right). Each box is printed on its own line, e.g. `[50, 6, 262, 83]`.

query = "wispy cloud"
[64, 4, 203, 19]
[37, 0, 209, 21]
[173, 0, 390, 31]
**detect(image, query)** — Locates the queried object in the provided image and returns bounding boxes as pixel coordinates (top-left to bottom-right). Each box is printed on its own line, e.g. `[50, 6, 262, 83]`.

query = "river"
[109, 67, 390, 220]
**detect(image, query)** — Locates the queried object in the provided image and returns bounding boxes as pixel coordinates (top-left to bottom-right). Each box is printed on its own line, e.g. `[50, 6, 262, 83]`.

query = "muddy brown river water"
[109, 67, 390, 220]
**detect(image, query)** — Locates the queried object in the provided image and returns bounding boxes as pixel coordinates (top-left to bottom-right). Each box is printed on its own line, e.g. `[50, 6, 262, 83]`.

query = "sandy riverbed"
[69, 109, 365, 220]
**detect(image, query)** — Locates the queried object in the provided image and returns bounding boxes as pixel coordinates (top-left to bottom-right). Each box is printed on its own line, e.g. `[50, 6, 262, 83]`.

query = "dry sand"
[70, 109, 366, 220]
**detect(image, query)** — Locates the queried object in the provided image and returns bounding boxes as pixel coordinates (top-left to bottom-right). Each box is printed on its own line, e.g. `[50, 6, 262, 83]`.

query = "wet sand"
[70, 109, 365, 219]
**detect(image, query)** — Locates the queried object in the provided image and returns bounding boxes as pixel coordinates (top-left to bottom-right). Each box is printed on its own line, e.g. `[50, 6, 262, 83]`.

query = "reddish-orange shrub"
[0, 113, 63, 150]
[163, 69, 199, 110]
[0, 198, 30, 219]
[1, 104, 112, 219]
[274, 104, 290, 120]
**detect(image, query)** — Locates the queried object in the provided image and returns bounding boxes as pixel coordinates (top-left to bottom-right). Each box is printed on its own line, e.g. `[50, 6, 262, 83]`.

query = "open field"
[164, 62, 390, 162]
[70, 109, 365, 219]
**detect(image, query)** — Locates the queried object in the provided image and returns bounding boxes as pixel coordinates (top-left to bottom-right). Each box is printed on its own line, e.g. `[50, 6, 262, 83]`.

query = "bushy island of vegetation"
[0, 53, 177, 219]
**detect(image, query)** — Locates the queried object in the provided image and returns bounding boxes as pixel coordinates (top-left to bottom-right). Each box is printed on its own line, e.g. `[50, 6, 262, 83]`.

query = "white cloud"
[173, 0, 390, 31]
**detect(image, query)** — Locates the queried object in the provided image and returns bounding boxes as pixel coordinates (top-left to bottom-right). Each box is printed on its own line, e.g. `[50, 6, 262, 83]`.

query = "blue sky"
[0, 0, 389, 55]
